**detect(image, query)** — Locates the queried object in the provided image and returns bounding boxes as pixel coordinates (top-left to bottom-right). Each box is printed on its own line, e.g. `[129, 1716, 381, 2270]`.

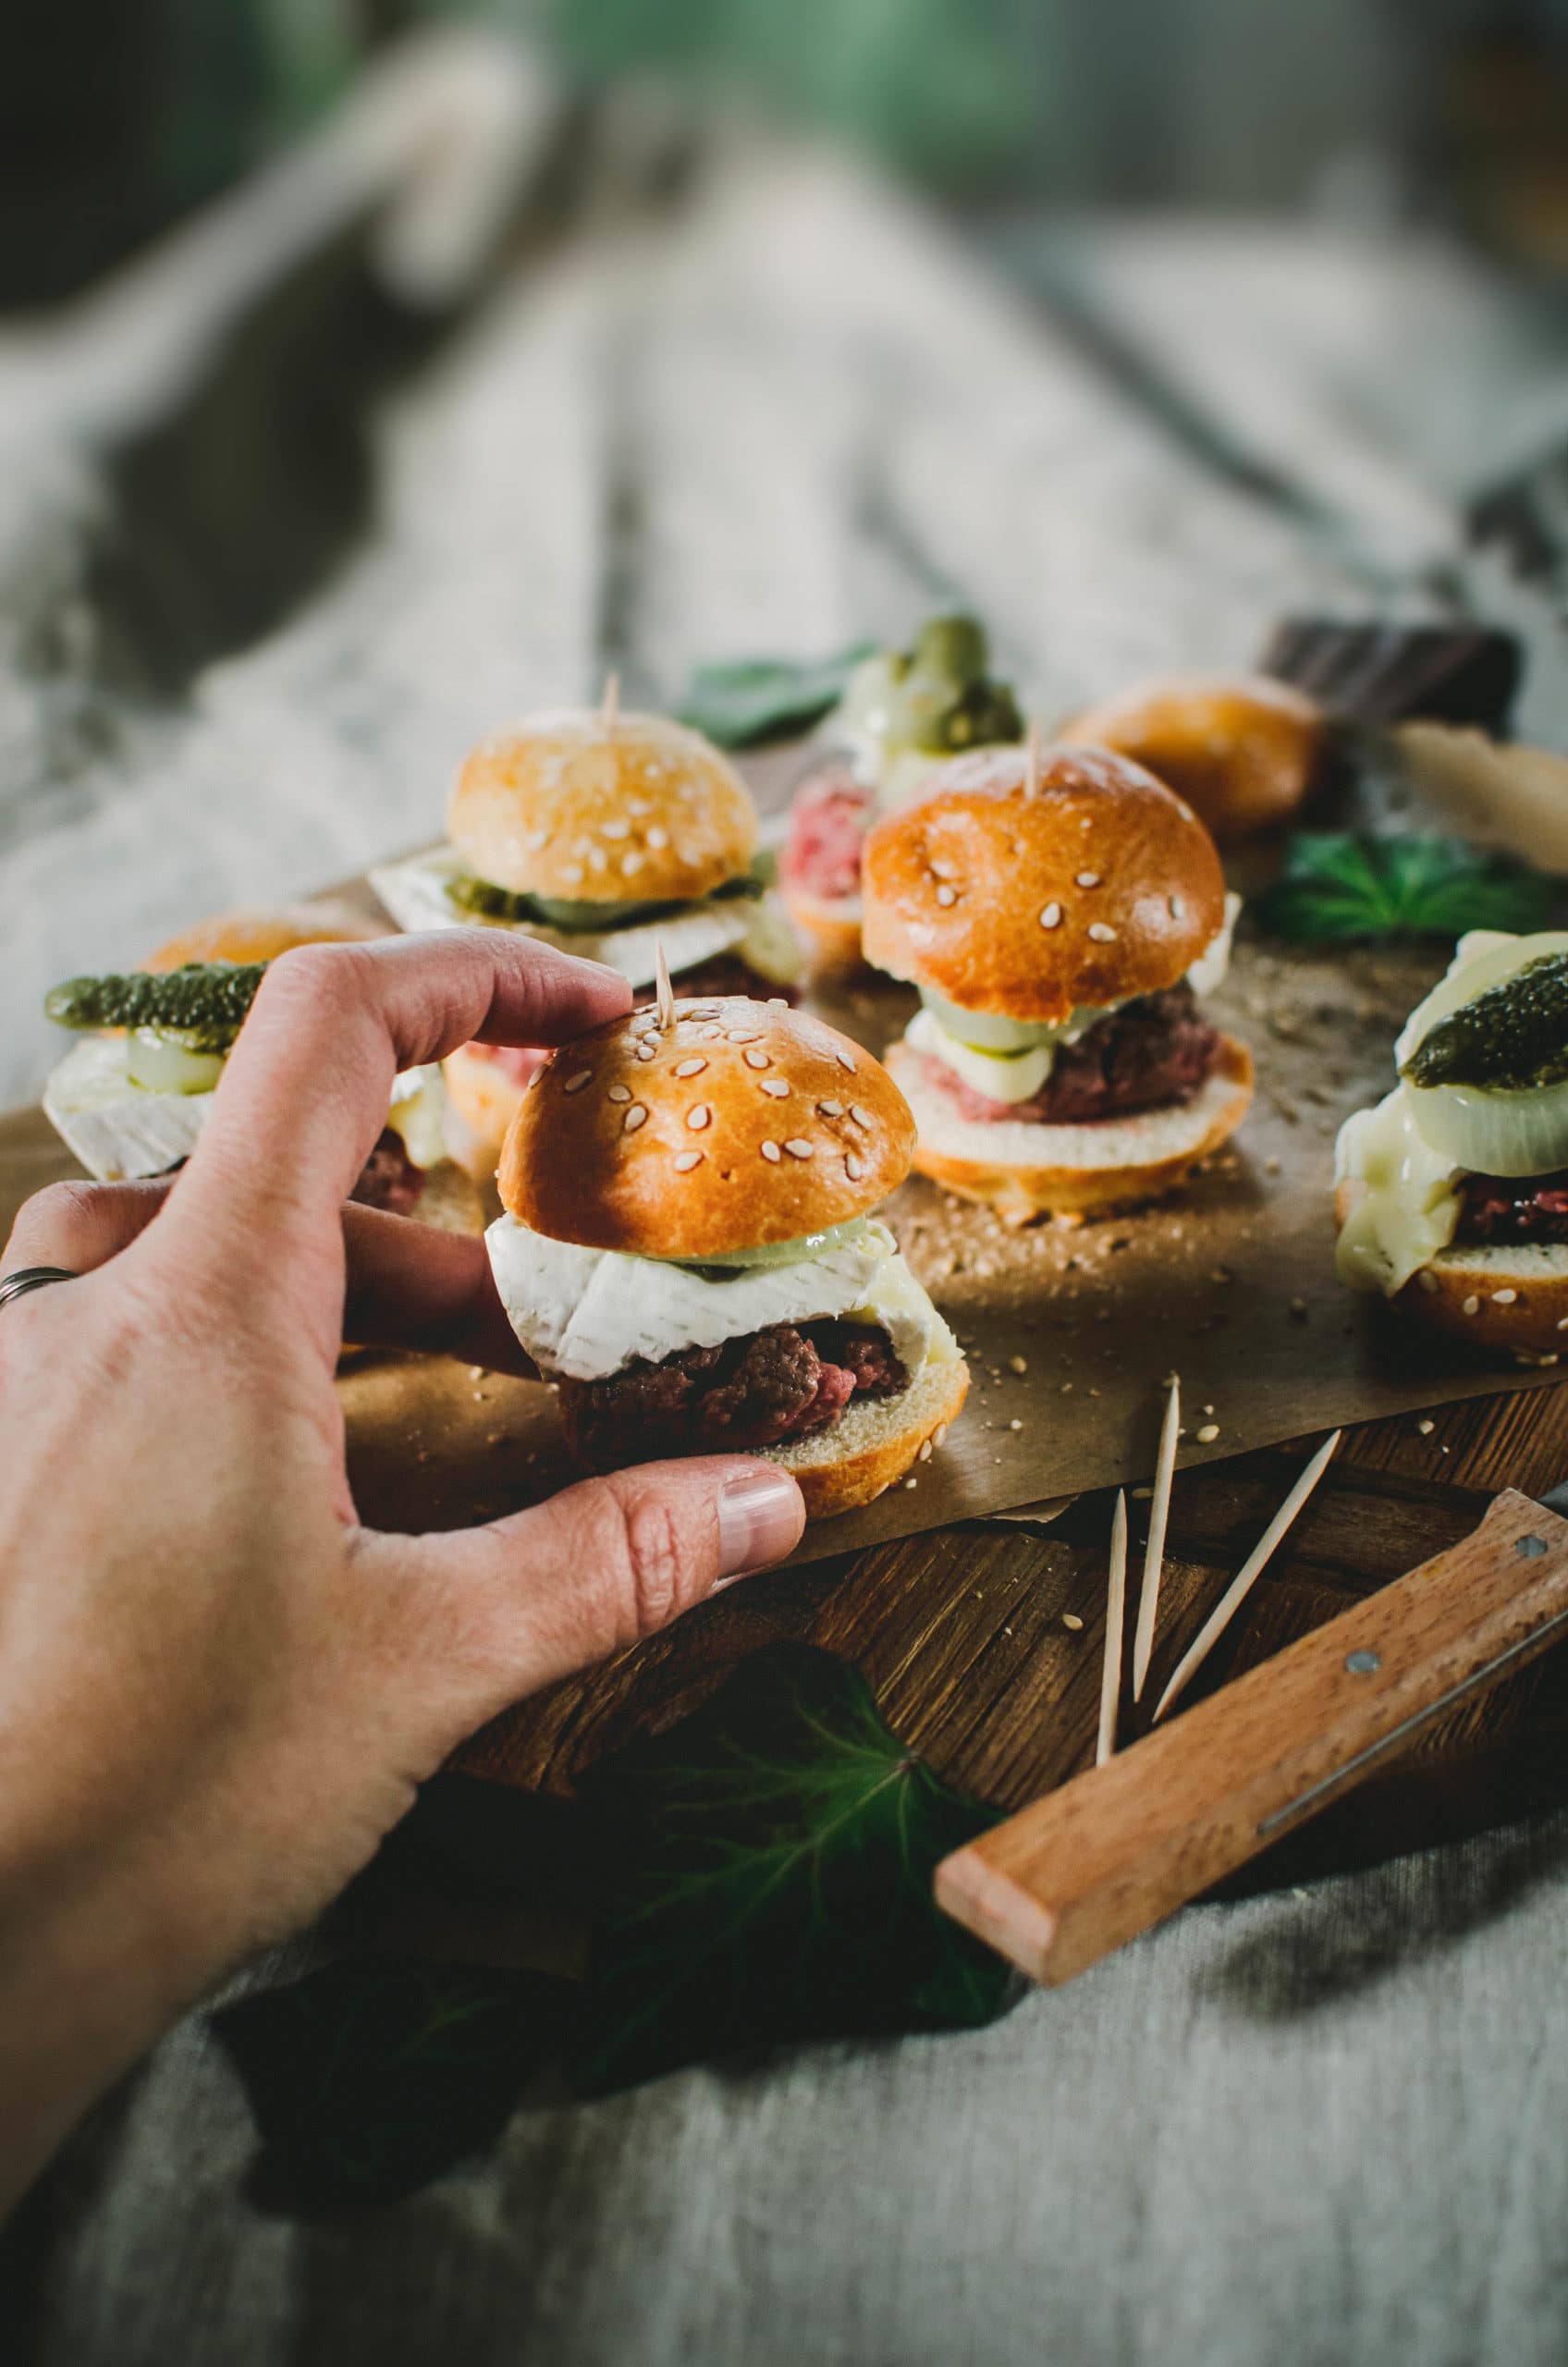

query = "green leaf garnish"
[1256, 834, 1552, 944]
[212, 1958, 569, 2213]
[568, 1643, 1019, 2097]
[675, 644, 876, 747]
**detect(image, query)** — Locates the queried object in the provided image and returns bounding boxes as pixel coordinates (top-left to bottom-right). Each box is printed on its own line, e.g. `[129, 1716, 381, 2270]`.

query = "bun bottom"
[1333, 1182, 1568, 1362]
[781, 887, 865, 974]
[754, 1352, 971, 1517]
[886, 1036, 1255, 1225]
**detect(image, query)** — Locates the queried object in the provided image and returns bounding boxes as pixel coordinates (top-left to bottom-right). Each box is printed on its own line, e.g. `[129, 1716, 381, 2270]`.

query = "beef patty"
[782, 763, 875, 903]
[350, 1128, 426, 1218]
[1455, 1170, 1568, 1246]
[557, 1319, 907, 1470]
[914, 985, 1220, 1126]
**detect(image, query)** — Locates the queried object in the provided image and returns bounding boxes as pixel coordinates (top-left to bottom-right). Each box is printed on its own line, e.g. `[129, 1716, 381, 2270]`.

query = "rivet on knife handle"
[934, 1490, 1568, 1988]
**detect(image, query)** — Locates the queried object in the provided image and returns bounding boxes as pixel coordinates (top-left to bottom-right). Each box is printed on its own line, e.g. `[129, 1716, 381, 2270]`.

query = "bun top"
[499, 995, 914, 1257]
[861, 742, 1227, 1022]
[1060, 673, 1321, 846]
[144, 901, 383, 969]
[447, 709, 755, 902]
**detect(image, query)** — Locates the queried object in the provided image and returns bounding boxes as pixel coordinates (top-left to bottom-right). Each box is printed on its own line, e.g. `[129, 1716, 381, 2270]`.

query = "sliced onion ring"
[1406, 1073, 1568, 1179]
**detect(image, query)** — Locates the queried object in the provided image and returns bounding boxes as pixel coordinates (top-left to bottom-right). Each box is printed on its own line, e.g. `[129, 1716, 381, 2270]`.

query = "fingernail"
[716, 1469, 803, 1586]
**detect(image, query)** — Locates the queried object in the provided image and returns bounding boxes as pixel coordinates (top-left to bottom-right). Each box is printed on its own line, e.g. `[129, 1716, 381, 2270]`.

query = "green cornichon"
[447, 865, 768, 932]
[1402, 951, 1568, 1092]
[43, 962, 267, 1049]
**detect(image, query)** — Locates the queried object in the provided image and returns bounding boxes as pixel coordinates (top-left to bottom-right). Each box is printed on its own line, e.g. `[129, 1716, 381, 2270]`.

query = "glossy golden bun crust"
[1334, 1181, 1568, 1361]
[861, 742, 1226, 1023]
[447, 709, 755, 902]
[145, 901, 383, 969]
[1060, 674, 1322, 846]
[499, 995, 914, 1257]
[780, 886, 866, 974]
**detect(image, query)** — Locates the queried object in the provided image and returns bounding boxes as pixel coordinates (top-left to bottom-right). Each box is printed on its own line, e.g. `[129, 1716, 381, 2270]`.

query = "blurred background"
[2, 0, 1565, 1098]
[6, 0, 1568, 303]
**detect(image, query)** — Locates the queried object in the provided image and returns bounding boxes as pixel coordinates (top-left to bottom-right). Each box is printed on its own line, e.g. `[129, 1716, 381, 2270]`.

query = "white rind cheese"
[44, 1036, 449, 1184]
[1333, 1085, 1462, 1295]
[486, 1213, 956, 1383]
[368, 846, 802, 990]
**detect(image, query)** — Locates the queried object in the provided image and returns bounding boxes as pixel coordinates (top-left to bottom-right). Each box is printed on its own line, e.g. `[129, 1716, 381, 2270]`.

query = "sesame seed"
[560, 865, 584, 885]
[673, 1150, 704, 1171]
[849, 1103, 875, 1128]
[761, 1141, 781, 1162]
[1557, 1318, 1568, 1331]
[729, 1029, 761, 1044]
[525, 827, 549, 851]
[636, 1044, 656, 1061]
[835, 1047, 857, 1072]
[1088, 922, 1117, 942]
[1418, 1269, 1439, 1293]
[1010, 1355, 1028, 1374]
[845, 1153, 865, 1181]
[819, 1098, 844, 1116]
[1463, 1294, 1480, 1316]
[918, 1440, 932, 1461]
[622, 852, 644, 877]
[933, 1424, 948, 1446]
[1492, 1288, 1518, 1305]
[1195, 1423, 1219, 1442]
[1417, 1418, 1435, 1435]
[1062, 1613, 1084, 1633]
[607, 1085, 631, 1102]
[573, 837, 594, 855]
[930, 858, 956, 879]
[1040, 902, 1062, 929]
[784, 1139, 814, 1159]
[623, 1105, 648, 1134]
[744, 1048, 770, 1070]
[601, 817, 630, 839]
[629, 799, 650, 816]
[1170, 894, 1185, 918]
[674, 1057, 707, 1077]
[687, 1104, 712, 1130]
[761, 1078, 790, 1098]
[647, 826, 668, 849]
[1009, 1417, 1023, 1431]
[563, 1070, 593, 1095]
[1076, 870, 1100, 888]
[588, 845, 608, 872]
[935, 884, 958, 907]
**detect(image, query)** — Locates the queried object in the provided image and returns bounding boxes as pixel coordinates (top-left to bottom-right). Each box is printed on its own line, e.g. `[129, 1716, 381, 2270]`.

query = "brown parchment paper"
[4, 920, 1564, 1570]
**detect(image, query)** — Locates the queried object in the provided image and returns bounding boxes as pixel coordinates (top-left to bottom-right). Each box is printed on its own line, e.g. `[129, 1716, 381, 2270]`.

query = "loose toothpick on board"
[600, 669, 620, 731]
[1154, 1430, 1342, 1724]
[1131, 1373, 1181, 1700]
[655, 940, 676, 1030]
[1096, 1490, 1128, 1766]
[1023, 722, 1041, 800]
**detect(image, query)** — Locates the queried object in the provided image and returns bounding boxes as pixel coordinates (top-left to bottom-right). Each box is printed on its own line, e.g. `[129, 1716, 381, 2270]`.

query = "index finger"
[161, 930, 628, 1273]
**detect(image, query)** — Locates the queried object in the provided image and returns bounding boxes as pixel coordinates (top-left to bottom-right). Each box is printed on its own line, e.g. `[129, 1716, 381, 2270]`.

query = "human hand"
[0, 932, 804, 2209]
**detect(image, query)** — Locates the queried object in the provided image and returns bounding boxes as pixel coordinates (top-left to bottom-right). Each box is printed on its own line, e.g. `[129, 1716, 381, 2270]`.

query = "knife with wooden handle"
[934, 1488, 1568, 1986]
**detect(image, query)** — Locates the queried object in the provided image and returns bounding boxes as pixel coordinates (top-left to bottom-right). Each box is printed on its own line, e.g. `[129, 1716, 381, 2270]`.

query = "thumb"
[358, 1457, 805, 1739]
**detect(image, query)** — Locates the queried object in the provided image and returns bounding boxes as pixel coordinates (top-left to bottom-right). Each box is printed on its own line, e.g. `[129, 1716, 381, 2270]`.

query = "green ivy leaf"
[675, 645, 876, 747]
[568, 1643, 1020, 2098]
[212, 1957, 569, 2214]
[1256, 834, 1552, 944]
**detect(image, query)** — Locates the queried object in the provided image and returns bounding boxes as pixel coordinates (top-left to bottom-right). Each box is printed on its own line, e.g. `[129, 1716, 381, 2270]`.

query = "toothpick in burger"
[486, 961, 968, 1514]
[1336, 928, 1568, 1358]
[42, 902, 483, 1233]
[372, 685, 802, 1156]
[861, 741, 1251, 1224]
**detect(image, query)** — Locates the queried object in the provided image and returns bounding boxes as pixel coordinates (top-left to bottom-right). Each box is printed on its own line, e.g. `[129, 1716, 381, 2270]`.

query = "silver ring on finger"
[0, 1265, 78, 1314]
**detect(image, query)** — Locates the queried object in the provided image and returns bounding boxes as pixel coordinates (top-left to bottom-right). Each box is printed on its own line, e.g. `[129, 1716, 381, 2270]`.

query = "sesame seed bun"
[144, 901, 384, 969]
[1334, 1180, 1568, 1362]
[1060, 674, 1323, 846]
[861, 743, 1227, 1023]
[888, 1035, 1254, 1225]
[499, 996, 914, 1258]
[447, 709, 755, 903]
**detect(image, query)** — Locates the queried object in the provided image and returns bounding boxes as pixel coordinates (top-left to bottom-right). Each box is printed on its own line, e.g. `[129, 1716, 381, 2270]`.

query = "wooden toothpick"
[655, 940, 676, 1030]
[1132, 1373, 1180, 1701]
[1154, 1431, 1341, 1723]
[1096, 1490, 1128, 1767]
[1024, 722, 1041, 800]
[600, 669, 620, 732]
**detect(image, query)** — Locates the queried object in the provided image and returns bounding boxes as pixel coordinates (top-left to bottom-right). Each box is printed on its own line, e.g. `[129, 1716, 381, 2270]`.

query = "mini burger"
[780, 617, 1024, 969]
[42, 902, 483, 1233]
[1336, 928, 1568, 1357]
[1060, 673, 1323, 848]
[861, 743, 1252, 1224]
[371, 703, 802, 1154]
[486, 986, 968, 1515]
